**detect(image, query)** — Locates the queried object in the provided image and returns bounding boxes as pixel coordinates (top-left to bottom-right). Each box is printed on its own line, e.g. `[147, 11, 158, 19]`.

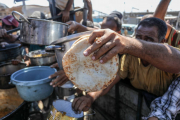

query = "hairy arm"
[125, 37, 180, 73]
[76, 23, 96, 32]
[85, 29, 180, 74]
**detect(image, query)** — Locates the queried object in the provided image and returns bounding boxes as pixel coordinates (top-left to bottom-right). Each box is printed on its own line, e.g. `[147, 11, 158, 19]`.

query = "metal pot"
[12, 11, 68, 45]
[0, 43, 21, 62]
[10, 66, 57, 101]
[0, 63, 26, 89]
[26, 50, 57, 66]
[46, 31, 92, 69]
[55, 81, 76, 101]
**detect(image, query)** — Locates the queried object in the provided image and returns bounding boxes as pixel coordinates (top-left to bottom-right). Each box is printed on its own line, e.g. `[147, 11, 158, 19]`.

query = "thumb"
[58, 12, 62, 16]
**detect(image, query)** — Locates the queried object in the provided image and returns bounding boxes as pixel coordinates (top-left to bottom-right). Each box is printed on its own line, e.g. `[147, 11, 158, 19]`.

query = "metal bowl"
[10, 66, 56, 101]
[0, 63, 26, 89]
[26, 50, 57, 66]
[0, 44, 21, 62]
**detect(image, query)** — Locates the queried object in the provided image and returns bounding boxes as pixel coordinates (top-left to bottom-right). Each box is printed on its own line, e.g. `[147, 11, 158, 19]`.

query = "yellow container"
[47, 106, 78, 120]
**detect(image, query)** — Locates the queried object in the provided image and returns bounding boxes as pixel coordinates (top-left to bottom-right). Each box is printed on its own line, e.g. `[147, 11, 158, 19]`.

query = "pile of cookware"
[0, 10, 93, 119]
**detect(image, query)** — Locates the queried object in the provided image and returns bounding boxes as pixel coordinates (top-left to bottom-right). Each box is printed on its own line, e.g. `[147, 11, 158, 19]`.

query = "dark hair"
[106, 16, 122, 31]
[137, 17, 167, 42]
[109, 11, 123, 20]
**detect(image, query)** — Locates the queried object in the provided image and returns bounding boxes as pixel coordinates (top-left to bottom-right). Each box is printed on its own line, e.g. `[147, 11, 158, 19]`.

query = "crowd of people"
[1, 0, 180, 119]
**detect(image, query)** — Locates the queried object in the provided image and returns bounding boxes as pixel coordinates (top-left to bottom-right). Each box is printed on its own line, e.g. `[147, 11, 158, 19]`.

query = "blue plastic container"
[10, 66, 56, 101]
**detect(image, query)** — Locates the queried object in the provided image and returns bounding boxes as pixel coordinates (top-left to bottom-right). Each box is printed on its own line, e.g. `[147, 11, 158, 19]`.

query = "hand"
[50, 63, 59, 69]
[0, 42, 9, 47]
[86, 0, 92, 8]
[49, 70, 69, 87]
[83, 29, 128, 63]
[11, 59, 21, 65]
[72, 95, 93, 113]
[24, 60, 31, 66]
[0, 29, 7, 38]
[58, 10, 70, 23]
[66, 21, 79, 33]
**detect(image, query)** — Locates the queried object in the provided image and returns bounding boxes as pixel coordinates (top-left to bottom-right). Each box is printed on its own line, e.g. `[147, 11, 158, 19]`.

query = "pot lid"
[50, 31, 92, 45]
[53, 99, 83, 118]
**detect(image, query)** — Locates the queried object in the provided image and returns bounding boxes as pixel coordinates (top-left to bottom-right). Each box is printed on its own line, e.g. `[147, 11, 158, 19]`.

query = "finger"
[58, 12, 62, 16]
[82, 106, 90, 112]
[52, 76, 67, 87]
[88, 30, 105, 44]
[77, 101, 88, 112]
[3, 29, 7, 36]
[50, 63, 58, 68]
[63, 16, 65, 23]
[74, 99, 83, 112]
[83, 32, 114, 57]
[99, 46, 119, 63]
[50, 74, 66, 86]
[49, 70, 64, 79]
[72, 98, 79, 110]
[92, 40, 116, 60]
[57, 78, 68, 87]
[66, 21, 72, 25]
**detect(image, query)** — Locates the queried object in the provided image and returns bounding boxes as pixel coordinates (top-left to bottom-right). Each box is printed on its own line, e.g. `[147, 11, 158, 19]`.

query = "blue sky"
[0, 0, 179, 14]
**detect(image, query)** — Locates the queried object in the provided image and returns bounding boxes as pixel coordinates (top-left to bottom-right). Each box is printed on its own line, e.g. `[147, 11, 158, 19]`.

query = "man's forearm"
[153, 0, 171, 20]
[76, 23, 97, 33]
[87, 3, 93, 22]
[65, 0, 74, 12]
[124, 37, 180, 73]
[87, 75, 120, 102]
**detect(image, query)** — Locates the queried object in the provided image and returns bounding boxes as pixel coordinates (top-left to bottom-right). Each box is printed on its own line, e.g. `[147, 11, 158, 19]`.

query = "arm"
[84, 29, 180, 74]
[153, 0, 171, 21]
[64, 0, 74, 12]
[0, 29, 18, 43]
[125, 37, 180, 74]
[153, 0, 172, 39]
[72, 74, 120, 112]
[58, 0, 74, 22]
[87, 74, 120, 101]
[86, 0, 93, 22]
[146, 77, 180, 120]
[66, 21, 97, 33]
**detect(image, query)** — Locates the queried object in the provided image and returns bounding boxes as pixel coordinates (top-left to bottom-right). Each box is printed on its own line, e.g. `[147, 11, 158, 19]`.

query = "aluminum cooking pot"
[46, 31, 92, 70]
[26, 50, 56, 66]
[0, 63, 26, 89]
[0, 43, 21, 62]
[12, 11, 68, 45]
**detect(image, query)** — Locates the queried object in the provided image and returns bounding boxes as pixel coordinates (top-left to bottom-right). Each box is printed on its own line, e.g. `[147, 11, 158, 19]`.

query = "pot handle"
[45, 45, 63, 52]
[12, 11, 30, 24]
[9, 80, 13, 85]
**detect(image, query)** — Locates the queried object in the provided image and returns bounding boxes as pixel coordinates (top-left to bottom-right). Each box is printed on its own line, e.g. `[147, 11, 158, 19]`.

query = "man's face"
[2, 22, 13, 31]
[135, 25, 159, 43]
[101, 18, 117, 32]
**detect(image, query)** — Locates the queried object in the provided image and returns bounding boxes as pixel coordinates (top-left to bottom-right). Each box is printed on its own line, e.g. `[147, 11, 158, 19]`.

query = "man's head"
[2, 15, 19, 30]
[136, 17, 167, 43]
[101, 16, 122, 33]
[29, 11, 46, 19]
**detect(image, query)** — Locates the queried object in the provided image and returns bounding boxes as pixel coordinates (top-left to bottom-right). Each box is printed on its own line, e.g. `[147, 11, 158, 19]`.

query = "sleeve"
[144, 76, 180, 120]
[118, 54, 131, 79]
